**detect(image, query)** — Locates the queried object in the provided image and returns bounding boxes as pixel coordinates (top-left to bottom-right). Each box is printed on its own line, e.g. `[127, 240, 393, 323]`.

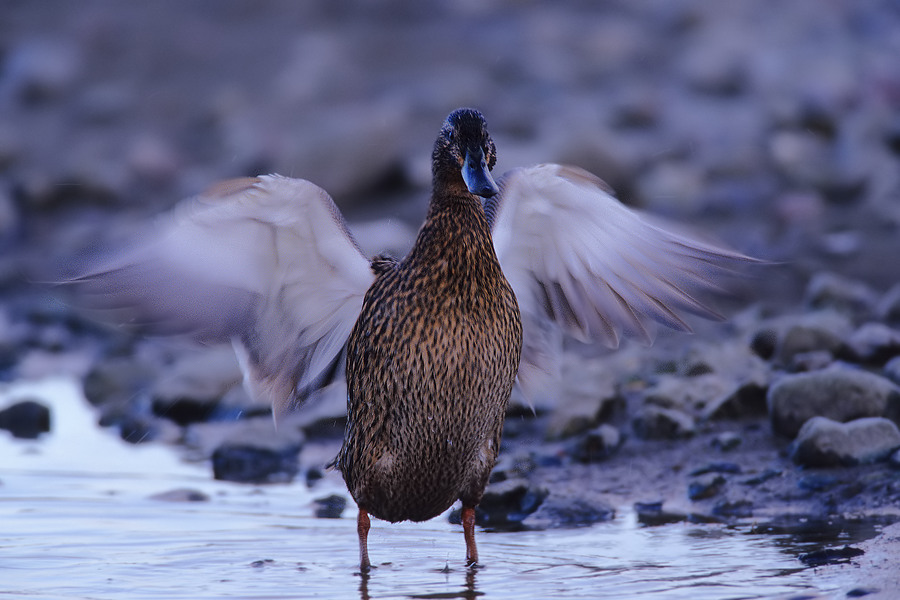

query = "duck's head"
[432, 108, 499, 199]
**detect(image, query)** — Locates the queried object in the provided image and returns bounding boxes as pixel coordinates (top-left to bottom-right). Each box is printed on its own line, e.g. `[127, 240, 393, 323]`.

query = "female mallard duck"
[74, 108, 752, 571]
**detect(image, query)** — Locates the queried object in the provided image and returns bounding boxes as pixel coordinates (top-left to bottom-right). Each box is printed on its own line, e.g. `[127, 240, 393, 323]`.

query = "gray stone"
[521, 493, 615, 530]
[149, 488, 210, 502]
[776, 312, 852, 364]
[313, 494, 347, 519]
[767, 366, 900, 437]
[884, 356, 900, 386]
[804, 273, 878, 319]
[572, 424, 622, 463]
[212, 442, 301, 484]
[711, 431, 742, 452]
[790, 416, 900, 467]
[848, 323, 900, 364]
[0, 399, 51, 439]
[688, 473, 726, 500]
[878, 284, 900, 325]
[450, 479, 548, 530]
[632, 405, 696, 440]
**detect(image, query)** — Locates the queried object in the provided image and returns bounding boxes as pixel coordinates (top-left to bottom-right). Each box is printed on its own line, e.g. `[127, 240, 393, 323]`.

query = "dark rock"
[634, 501, 686, 526]
[712, 500, 753, 518]
[741, 469, 781, 486]
[891, 448, 900, 469]
[211, 443, 301, 484]
[884, 356, 900, 386]
[150, 347, 243, 425]
[82, 357, 157, 407]
[149, 488, 210, 502]
[688, 474, 726, 500]
[789, 350, 835, 372]
[449, 479, 547, 530]
[0, 399, 51, 439]
[690, 462, 741, 476]
[846, 587, 878, 598]
[789, 417, 900, 467]
[710, 431, 742, 451]
[305, 467, 324, 486]
[777, 313, 852, 364]
[571, 424, 622, 463]
[521, 493, 615, 530]
[750, 328, 778, 360]
[767, 366, 900, 438]
[632, 405, 695, 440]
[702, 380, 769, 420]
[804, 273, 878, 319]
[878, 283, 900, 325]
[313, 494, 347, 519]
[490, 452, 538, 483]
[847, 323, 900, 365]
[798, 545, 864, 567]
[797, 474, 840, 492]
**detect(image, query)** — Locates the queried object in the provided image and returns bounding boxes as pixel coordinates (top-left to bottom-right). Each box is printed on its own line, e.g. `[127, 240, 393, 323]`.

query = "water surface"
[0, 379, 873, 599]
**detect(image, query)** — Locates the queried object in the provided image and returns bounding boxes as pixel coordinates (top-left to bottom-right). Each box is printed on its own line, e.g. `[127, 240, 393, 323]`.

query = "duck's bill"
[462, 148, 499, 198]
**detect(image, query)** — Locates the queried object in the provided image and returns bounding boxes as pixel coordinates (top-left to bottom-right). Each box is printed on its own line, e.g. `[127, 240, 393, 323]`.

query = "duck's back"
[339, 202, 522, 523]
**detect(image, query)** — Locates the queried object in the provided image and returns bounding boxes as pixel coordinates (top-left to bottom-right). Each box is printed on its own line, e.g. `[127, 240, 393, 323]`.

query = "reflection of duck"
[73, 108, 753, 571]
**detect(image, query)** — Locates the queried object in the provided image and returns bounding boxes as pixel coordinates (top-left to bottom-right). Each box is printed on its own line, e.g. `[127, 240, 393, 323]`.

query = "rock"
[183, 415, 304, 461]
[632, 405, 695, 439]
[878, 283, 900, 325]
[797, 474, 840, 492]
[767, 366, 900, 437]
[0, 399, 51, 439]
[633, 501, 686, 526]
[571, 424, 622, 463]
[884, 356, 900, 386]
[150, 347, 244, 426]
[804, 273, 878, 319]
[522, 493, 615, 530]
[211, 443, 301, 484]
[689, 462, 741, 476]
[710, 431, 742, 452]
[702, 380, 769, 420]
[847, 323, 900, 365]
[313, 494, 347, 519]
[712, 499, 753, 518]
[789, 417, 900, 467]
[891, 448, 900, 469]
[2, 39, 81, 104]
[545, 357, 622, 439]
[149, 488, 210, 502]
[789, 350, 835, 372]
[688, 473, 726, 500]
[740, 469, 781, 486]
[798, 545, 864, 567]
[776, 312, 852, 364]
[750, 327, 778, 360]
[449, 479, 547, 530]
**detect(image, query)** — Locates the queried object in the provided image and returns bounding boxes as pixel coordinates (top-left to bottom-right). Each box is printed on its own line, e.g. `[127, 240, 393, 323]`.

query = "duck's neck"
[405, 191, 500, 285]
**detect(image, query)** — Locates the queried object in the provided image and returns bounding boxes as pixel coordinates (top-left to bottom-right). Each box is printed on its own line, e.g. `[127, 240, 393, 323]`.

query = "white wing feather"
[71, 175, 374, 419]
[489, 164, 754, 392]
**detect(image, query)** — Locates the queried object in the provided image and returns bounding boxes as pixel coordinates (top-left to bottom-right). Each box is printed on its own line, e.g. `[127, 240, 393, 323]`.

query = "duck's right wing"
[68, 175, 375, 419]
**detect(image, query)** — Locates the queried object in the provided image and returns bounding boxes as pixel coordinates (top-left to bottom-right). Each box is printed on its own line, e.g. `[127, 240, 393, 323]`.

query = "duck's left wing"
[487, 164, 756, 388]
[67, 175, 375, 420]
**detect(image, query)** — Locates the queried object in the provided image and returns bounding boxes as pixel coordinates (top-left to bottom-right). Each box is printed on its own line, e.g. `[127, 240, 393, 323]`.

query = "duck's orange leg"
[358, 508, 371, 572]
[462, 505, 478, 567]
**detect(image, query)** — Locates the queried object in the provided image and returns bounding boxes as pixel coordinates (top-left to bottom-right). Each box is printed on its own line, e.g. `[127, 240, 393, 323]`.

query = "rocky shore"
[3, 1, 900, 595]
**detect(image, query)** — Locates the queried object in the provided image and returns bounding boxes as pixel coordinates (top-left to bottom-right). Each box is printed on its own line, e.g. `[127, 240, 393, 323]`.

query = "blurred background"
[0, 0, 899, 396]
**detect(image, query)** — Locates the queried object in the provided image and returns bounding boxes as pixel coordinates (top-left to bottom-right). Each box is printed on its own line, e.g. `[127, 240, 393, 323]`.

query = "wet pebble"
[776, 312, 852, 365]
[633, 501, 686, 526]
[688, 473, 726, 500]
[789, 417, 900, 467]
[798, 545, 864, 567]
[767, 366, 900, 438]
[741, 469, 781, 486]
[847, 323, 900, 365]
[710, 431, 742, 452]
[521, 492, 615, 530]
[450, 479, 547, 530]
[797, 474, 840, 492]
[0, 399, 51, 439]
[804, 273, 878, 319]
[690, 462, 741, 476]
[211, 443, 301, 484]
[712, 499, 753, 519]
[149, 488, 210, 502]
[571, 424, 622, 463]
[884, 356, 900, 386]
[878, 283, 900, 325]
[313, 494, 347, 519]
[632, 405, 695, 440]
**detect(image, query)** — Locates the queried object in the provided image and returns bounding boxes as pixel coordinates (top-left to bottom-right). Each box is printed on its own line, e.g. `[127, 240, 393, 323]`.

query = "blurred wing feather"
[489, 163, 756, 356]
[69, 175, 374, 419]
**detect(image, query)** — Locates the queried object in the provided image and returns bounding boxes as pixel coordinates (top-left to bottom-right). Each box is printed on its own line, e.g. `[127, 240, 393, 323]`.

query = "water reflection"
[0, 379, 885, 599]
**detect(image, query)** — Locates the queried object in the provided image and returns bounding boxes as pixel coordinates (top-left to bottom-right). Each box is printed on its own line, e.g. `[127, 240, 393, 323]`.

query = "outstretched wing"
[487, 164, 756, 392]
[68, 175, 374, 419]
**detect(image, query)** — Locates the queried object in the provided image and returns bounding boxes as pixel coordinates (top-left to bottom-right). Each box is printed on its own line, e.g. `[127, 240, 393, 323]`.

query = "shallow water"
[0, 379, 876, 599]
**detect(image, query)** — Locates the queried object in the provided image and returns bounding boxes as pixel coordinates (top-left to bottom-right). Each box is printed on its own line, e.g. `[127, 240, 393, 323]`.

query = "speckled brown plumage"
[337, 109, 522, 568]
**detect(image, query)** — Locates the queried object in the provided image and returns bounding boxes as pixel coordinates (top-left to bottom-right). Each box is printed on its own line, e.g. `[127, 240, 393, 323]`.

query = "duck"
[71, 108, 754, 571]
